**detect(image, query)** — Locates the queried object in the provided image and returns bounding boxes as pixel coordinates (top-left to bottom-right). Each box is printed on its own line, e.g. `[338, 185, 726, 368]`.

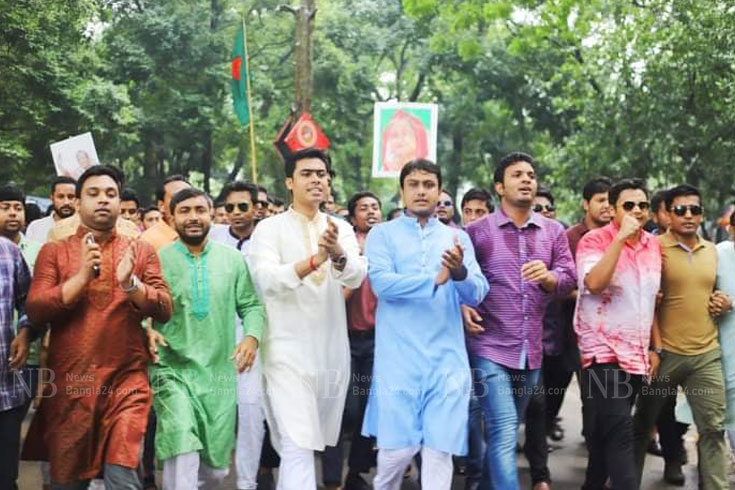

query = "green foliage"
[2, 0, 735, 224]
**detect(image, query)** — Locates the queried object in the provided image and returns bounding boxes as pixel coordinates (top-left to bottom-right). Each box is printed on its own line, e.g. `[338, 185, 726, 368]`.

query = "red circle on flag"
[232, 57, 242, 80]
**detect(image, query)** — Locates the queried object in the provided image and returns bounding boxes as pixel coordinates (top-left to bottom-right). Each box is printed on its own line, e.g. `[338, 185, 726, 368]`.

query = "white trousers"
[235, 355, 266, 490]
[275, 433, 316, 490]
[373, 445, 453, 490]
[162, 451, 229, 490]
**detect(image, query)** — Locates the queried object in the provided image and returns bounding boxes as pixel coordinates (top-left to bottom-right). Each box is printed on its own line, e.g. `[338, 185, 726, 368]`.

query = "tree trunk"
[202, 130, 213, 194]
[294, 0, 315, 112]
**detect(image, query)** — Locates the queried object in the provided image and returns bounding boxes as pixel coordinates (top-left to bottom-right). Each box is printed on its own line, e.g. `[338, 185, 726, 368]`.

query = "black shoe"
[647, 438, 663, 457]
[344, 472, 370, 490]
[663, 463, 685, 486]
[547, 421, 565, 442]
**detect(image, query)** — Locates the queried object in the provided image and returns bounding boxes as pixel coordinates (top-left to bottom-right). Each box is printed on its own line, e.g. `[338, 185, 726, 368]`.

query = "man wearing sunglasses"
[436, 190, 459, 228]
[574, 178, 661, 490]
[633, 184, 730, 489]
[211, 181, 258, 255]
[532, 187, 557, 220]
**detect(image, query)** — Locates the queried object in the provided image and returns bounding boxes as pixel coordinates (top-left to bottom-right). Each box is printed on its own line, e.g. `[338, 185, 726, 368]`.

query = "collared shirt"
[466, 209, 576, 370]
[658, 232, 719, 355]
[566, 220, 591, 258]
[17, 234, 41, 366]
[346, 230, 377, 332]
[209, 223, 252, 256]
[574, 223, 661, 376]
[0, 237, 31, 411]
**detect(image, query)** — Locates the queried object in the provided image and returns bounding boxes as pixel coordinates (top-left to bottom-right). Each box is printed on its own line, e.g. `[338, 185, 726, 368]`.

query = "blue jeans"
[471, 355, 540, 490]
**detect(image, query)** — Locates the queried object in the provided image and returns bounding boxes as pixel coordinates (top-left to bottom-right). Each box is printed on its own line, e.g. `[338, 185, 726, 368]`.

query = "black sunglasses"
[225, 202, 250, 213]
[255, 200, 269, 209]
[533, 204, 556, 213]
[621, 201, 650, 212]
[672, 204, 703, 217]
[438, 200, 453, 207]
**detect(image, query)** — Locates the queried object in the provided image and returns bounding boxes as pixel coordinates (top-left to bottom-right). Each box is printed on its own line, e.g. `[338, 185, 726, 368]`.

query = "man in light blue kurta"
[362, 159, 489, 490]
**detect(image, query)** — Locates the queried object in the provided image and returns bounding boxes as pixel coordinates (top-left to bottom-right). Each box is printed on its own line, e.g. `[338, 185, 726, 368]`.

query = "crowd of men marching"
[2, 149, 735, 490]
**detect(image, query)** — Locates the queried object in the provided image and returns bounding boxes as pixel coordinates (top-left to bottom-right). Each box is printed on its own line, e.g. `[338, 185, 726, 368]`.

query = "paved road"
[17, 378, 734, 489]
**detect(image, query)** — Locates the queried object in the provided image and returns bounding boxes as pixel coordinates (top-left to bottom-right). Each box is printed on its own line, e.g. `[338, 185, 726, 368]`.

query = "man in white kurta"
[249, 149, 367, 490]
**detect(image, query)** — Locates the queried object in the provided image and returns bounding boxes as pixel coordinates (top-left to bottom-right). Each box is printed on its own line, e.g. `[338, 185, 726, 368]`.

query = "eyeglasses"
[254, 200, 269, 209]
[672, 204, 703, 217]
[533, 204, 556, 213]
[621, 201, 650, 212]
[225, 202, 250, 213]
[438, 200, 453, 207]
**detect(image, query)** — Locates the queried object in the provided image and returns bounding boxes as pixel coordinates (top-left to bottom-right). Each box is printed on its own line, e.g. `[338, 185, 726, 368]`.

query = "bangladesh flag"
[231, 25, 250, 126]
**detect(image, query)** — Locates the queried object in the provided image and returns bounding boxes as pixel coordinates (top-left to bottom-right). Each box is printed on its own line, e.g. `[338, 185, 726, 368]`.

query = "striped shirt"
[466, 209, 576, 370]
[574, 223, 661, 376]
[0, 236, 32, 411]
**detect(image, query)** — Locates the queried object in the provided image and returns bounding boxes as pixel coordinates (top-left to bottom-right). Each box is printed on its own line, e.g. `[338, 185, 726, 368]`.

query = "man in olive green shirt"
[633, 184, 731, 489]
[150, 188, 266, 489]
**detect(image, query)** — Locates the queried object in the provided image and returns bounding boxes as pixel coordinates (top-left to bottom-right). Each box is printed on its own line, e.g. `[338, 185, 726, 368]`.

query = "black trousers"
[0, 401, 32, 490]
[322, 332, 376, 485]
[543, 354, 575, 427]
[141, 408, 157, 483]
[581, 363, 642, 490]
[657, 393, 688, 464]
[524, 376, 551, 485]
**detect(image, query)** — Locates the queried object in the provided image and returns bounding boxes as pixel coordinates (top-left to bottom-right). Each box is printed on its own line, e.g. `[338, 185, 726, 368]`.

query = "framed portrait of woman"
[372, 102, 438, 178]
[50, 132, 100, 179]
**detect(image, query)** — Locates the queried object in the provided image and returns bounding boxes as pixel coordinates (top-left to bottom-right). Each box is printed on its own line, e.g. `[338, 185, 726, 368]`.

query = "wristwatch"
[122, 275, 141, 293]
[332, 254, 347, 269]
[649, 345, 663, 356]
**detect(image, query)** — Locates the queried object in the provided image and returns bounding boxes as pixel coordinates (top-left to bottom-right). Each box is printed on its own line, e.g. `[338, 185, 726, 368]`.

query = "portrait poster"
[372, 102, 438, 178]
[50, 132, 100, 180]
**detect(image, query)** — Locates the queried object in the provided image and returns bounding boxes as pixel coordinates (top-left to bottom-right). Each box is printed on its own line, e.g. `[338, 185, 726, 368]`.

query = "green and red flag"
[231, 25, 250, 126]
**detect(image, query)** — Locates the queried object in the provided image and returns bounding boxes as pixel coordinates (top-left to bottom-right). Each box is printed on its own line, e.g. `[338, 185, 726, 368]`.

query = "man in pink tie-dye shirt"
[574, 178, 662, 490]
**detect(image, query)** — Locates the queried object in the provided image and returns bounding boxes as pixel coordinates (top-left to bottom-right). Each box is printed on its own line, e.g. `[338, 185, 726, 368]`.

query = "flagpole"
[242, 15, 258, 183]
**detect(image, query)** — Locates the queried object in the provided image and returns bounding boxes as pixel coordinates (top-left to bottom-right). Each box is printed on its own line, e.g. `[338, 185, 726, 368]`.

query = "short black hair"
[664, 184, 701, 210]
[270, 196, 285, 207]
[387, 207, 404, 220]
[650, 189, 668, 213]
[439, 190, 453, 202]
[76, 165, 124, 198]
[156, 174, 190, 202]
[222, 180, 258, 204]
[535, 186, 555, 205]
[461, 188, 494, 212]
[142, 205, 160, 218]
[609, 178, 648, 207]
[494, 152, 535, 184]
[0, 183, 25, 203]
[582, 177, 612, 201]
[257, 184, 268, 195]
[50, 176, 77, 195]
[347, 191, 382, 217]
[284, 149, 332, 179]
[169, 188, 210, 215]
[120, 188, 140, 208]
[730, 208, 735, 228]
[399, 159, 442, 189]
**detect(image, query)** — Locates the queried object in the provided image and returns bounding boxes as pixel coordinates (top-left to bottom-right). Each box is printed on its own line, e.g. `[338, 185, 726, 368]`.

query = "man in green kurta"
[150, 188, 266, 489]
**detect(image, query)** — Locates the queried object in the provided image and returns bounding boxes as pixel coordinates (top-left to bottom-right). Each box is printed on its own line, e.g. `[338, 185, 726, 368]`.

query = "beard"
[176, 221, 210, 246]
[55, 204, 76, 219]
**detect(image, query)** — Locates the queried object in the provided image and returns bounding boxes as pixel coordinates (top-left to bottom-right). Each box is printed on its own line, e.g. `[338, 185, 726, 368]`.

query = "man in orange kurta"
[21, 165, 173, 488]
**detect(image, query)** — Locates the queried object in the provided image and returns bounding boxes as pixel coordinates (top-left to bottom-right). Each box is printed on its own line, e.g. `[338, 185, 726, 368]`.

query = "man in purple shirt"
[464, 152, 576, 490]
